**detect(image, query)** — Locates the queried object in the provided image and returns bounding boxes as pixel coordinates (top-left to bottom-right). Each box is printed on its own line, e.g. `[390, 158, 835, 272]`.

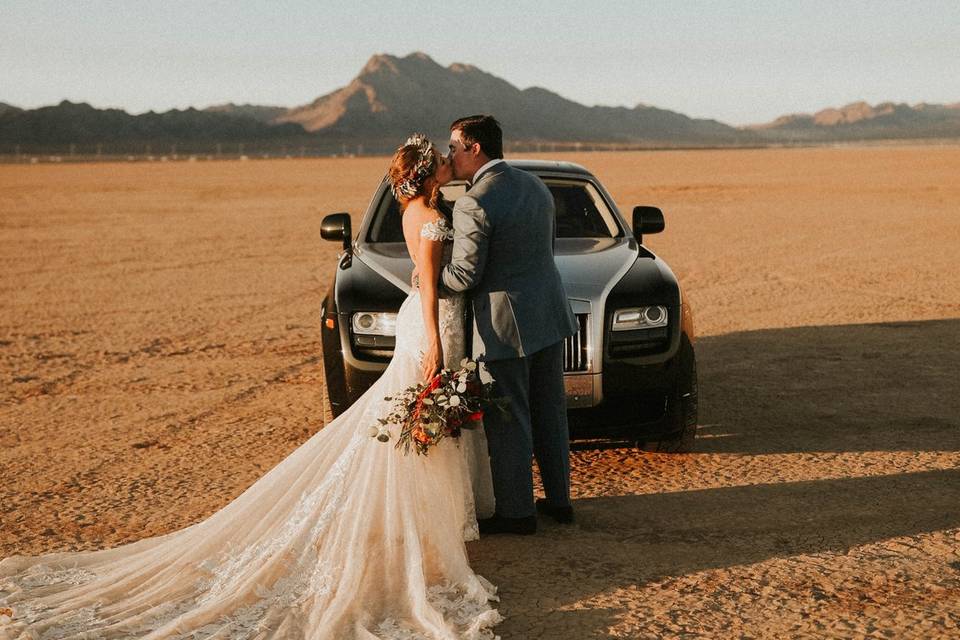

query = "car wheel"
[644, 334, 697, 453]
[320, 354, 347, 423]
[320, 297, 349, 424]
[320, 373, 335, 427]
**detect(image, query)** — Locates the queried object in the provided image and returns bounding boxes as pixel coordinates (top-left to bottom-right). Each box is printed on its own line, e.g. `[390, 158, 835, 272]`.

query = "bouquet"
[368, 358, 497, 455]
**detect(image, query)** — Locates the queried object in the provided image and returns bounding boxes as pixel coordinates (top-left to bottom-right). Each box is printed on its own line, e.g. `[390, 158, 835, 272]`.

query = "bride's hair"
[389, 133, 440, 211]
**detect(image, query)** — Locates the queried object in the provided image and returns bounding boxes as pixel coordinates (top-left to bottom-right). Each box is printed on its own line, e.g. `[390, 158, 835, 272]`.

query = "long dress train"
[0, 228, 501, 638]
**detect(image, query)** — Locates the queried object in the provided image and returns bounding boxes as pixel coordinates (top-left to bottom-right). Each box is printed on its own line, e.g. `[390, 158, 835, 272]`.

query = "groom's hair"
[450, 115, 503, 160]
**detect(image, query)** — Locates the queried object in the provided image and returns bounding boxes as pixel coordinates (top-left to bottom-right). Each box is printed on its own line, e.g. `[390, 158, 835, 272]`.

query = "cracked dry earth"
[2, 147, 960, 638]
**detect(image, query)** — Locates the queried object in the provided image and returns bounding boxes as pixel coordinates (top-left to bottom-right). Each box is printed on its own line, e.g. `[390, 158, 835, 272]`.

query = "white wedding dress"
[0, 218, 501, 639]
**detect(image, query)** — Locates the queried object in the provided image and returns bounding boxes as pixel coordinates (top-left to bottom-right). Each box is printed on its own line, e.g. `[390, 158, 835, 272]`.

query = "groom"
[440, 115, 579, 535]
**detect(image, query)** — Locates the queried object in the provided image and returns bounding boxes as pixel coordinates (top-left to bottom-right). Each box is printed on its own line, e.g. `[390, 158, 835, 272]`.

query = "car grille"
[351, 314, 592, 368]
[563, 314, 589, 372]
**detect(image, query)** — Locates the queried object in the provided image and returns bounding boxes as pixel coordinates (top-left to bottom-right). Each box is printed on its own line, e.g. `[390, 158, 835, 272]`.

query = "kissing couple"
[0, 115, 579, 639]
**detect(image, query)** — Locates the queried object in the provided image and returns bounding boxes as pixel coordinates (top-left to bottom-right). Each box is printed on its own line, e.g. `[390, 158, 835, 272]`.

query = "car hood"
[553, 238, 639, 301]
[354, 244, 418, 294]
[355, 237, 641, 300]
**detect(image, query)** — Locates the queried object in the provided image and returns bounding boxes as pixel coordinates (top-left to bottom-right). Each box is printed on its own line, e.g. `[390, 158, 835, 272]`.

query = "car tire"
[643, 334, 697, 453]
[320, 373, 335, 427]
[320, 297, 349, 423]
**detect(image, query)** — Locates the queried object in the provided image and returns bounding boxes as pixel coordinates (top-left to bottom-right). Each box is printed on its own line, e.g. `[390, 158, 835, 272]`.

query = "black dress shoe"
[536, 498, 574, 524]
[478, 514, 537, 535]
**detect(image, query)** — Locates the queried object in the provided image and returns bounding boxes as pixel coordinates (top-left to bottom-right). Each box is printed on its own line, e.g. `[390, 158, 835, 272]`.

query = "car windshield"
[365, 177, 623, 242]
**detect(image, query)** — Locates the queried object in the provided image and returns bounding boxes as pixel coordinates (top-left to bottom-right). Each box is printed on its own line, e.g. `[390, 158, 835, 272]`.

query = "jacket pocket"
[489, 291, 523, 354]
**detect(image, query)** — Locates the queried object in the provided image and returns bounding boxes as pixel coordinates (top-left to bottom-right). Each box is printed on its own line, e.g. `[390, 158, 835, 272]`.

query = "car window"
[548, 180, 622, 238]
[365, 178, 622, 242]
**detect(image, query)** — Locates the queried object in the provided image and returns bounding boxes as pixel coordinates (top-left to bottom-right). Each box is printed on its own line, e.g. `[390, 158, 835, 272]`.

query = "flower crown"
[391, 133, 437, 200]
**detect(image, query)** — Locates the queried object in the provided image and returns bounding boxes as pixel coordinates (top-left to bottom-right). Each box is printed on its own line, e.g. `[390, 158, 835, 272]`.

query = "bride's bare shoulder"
[401, 199, 443, 232]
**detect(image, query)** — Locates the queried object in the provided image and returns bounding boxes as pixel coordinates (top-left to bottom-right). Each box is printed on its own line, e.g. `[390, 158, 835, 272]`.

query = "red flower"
[380, 368, 488, 455]
[417, 375, 443, 402]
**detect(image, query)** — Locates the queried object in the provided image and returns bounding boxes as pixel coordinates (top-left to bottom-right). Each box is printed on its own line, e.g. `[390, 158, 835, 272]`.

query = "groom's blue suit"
[441, 161, 578, 519]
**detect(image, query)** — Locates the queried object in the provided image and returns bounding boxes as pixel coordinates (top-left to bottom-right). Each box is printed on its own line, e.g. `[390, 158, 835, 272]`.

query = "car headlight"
[351, 312, 398, 336]
[611, 306, 668, 331]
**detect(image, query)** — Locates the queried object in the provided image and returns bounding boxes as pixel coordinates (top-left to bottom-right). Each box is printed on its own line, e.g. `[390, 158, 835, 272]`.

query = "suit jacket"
[440, 163, 578, 361]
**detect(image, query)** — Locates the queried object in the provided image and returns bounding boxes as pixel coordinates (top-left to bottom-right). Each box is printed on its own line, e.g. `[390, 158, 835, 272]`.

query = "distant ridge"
[0, 100, 305, 153]
[203, 103, 289, 124]
[2, 54, 959, 155]
[747, 101, 960, 141]
[277, 52, 752, 145]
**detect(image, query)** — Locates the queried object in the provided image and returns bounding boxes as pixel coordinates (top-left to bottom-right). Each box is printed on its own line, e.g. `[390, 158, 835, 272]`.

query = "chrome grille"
[563, 314, 589, 372]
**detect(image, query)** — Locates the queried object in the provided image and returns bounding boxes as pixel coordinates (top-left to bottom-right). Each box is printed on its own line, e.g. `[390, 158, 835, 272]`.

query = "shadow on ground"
[692, 318, 959, 454]
[472, 319, 960, 637]
[472, 467, 960, 637]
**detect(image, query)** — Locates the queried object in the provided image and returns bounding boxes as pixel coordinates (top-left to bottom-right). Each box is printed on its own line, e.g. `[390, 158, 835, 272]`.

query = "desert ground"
[1, 145, 959, 638]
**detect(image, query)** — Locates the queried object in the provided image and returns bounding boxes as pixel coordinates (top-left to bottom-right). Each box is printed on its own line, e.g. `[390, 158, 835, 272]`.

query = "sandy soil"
[2, 146, 959, 637]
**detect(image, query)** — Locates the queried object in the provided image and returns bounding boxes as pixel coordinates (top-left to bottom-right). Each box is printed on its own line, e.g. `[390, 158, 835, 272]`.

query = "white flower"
[457, 382, 467, 393]
[422, 398, 434, 405]
[460, 357, 469, 368]
[449, 395, 461, 407]
[465, 361, 477, 371]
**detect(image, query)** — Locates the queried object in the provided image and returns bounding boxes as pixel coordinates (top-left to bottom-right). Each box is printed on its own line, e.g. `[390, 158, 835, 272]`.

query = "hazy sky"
[2, 0, 958, 125]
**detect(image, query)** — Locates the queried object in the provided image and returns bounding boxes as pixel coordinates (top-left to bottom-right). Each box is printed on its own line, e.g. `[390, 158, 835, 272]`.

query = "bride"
[0, 135, 501, 639]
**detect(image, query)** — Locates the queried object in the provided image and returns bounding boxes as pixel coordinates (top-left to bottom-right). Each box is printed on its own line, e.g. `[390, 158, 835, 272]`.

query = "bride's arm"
[418, 223, 445, 382]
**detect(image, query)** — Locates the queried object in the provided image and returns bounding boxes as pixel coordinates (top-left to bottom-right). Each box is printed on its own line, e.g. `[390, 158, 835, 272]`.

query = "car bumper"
[567, 354, 681, 440]
[340, 344, 682, 436]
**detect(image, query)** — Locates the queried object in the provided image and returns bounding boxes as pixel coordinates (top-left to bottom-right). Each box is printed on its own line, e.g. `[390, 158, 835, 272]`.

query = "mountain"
[0, 100, 306, 152]
[4, 56, 958, 154]
[278, 52, 753, 145]
[203, 103, 288, 124]
[748, 101, 960, 141]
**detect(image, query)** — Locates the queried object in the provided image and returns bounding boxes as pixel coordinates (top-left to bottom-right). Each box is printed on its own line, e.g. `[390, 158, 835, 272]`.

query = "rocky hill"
[0, 100, 306, 153]
[748, 101, 960, 141]
[203, 103, 289, 124]
[0, 102, 22, 116]
[278, 52, 751, 145]
[3, 55, 958, 154]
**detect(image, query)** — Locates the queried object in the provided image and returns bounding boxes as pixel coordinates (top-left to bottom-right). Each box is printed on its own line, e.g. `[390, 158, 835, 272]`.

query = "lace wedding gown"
[0, 218, 501, 639]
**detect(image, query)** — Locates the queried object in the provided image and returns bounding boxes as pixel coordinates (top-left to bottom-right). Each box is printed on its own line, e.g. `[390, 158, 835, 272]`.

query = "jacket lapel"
[468, 163, 508, 192]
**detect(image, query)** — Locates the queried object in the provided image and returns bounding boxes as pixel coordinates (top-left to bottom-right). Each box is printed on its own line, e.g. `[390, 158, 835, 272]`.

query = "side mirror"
[632, 206, 665, 244]
[321, 213, 352, 251]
